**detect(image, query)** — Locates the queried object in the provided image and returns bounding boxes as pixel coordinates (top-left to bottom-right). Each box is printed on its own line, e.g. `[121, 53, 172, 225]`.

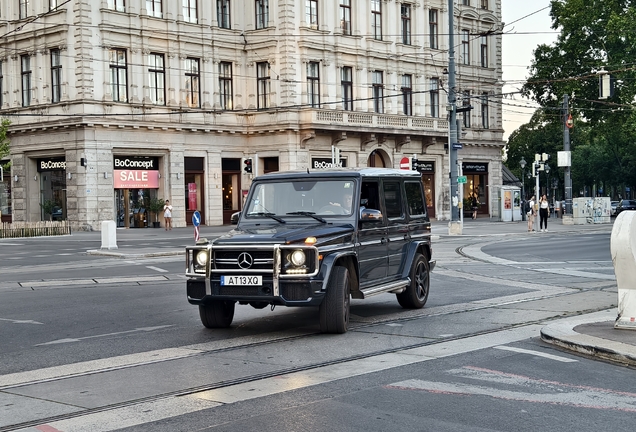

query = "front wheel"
[319, 266, 350, 334]
[199, 301, 236, 328]
[397, 253, 430, 309]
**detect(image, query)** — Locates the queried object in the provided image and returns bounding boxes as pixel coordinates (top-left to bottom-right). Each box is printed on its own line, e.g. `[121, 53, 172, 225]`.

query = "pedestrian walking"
[527, 195, 535, 232]
[471, 194, 479, 219]
[539, 194, 549, 232]
[163, 200, 173, 230]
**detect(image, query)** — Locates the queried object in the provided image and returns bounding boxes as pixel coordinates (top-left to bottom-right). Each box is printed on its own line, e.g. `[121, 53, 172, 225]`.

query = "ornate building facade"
[0, 0, 504, 230]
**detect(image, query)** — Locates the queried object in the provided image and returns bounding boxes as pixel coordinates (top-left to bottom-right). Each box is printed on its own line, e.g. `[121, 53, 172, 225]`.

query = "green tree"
[0, 118, 10, 169]
[518, 0, 636, 198]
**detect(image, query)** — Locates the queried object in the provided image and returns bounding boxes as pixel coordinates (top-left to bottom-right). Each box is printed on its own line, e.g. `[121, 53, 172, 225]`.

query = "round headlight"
[195, 250, 209, 266]
[290, 249, 306, 266]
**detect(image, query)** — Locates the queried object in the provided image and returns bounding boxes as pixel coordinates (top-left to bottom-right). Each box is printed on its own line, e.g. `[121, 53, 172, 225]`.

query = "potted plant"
[39, 199, 58, 221]
[147, 197, 165, 228]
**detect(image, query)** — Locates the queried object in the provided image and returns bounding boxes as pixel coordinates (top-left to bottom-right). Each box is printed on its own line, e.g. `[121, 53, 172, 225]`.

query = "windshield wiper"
[286, 211, 327, 223]
[247, 212, 286, 223]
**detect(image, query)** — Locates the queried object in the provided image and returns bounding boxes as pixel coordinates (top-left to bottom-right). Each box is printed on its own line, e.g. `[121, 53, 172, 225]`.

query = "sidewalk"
[83, 217, 636, 367]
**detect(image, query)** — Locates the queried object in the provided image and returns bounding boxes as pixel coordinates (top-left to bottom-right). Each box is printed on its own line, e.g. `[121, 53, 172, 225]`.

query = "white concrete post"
[611, 211, 636, 329]
[101, 220, 118, 250]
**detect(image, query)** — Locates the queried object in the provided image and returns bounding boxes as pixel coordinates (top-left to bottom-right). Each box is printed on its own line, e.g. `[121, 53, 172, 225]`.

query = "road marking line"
[146, 266, 168, 273]
[493, 345, 578, 362]
[35, 326, 174, 346]
[0, 318, 43, 325]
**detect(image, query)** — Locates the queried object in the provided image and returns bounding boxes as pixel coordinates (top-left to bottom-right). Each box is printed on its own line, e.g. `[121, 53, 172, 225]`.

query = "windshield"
[245, 179, 357, 219]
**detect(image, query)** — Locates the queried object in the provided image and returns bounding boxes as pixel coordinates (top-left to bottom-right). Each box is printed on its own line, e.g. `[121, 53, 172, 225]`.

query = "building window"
[257, 62, 270, 109]
[256, 0, 268, 29]
[109, 49, 127, 102]
[185, 57, 200, 108]
[481, 0, 488, 9]
[219, 61, 233, 110]
[372, 70, 383, 114]
[146, 0, 162, 18]
[429, 78, 439, 118]
[107, 0, 125, 12]
[481, 93, 489, 128]
[307, 62, 320, 107]
[340, 0, 351, 35]
[50, 0, 59, 11]
[401, 74, 412, 116]
[306, 0, 318, 29]
[462, 90, 471, 128]
[341, 66, 353, 111]
[51, 49, 62, 103]
[148, 53, 165, 105]
[371, 0, 382, 40]
[21, 55, 31, 107]
[429, 9, 438, 49]
[217, 0, 230, 29]
[462, 30, 470, 65]
[183, 0, 197, 23]
[401, 4, 411, 45]
[462, 0, 470, 5]
[480, 35, 488, 67]
[19, 0, 30, 18]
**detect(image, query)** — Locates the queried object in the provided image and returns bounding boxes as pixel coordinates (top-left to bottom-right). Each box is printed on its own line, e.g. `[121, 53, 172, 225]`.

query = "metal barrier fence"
[0, 221, 71, 238]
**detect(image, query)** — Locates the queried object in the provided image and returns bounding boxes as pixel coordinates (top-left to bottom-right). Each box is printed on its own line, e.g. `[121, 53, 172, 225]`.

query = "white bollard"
[101, 220, 118, 250]
[611, 211, 636, 329]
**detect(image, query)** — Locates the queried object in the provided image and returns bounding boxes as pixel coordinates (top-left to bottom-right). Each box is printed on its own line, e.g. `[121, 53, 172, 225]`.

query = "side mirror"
[360, 208, 382, 222]
[231, 211, 241, 225]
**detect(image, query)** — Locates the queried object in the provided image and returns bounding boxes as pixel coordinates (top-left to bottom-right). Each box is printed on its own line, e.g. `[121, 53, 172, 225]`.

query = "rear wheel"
[319, 266, 350, 334]
[199, 301, 235, 328]
[397, 253, 430, 309]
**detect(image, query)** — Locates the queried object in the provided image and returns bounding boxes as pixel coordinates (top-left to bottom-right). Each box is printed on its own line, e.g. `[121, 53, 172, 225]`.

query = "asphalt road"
[1, 224, 629, 431]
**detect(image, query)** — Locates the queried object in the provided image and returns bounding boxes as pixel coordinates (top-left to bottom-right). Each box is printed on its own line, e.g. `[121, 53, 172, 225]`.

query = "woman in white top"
[163, 200, 173, 230]
[539, 194, 549, 232]
[527, 196, 535, 232]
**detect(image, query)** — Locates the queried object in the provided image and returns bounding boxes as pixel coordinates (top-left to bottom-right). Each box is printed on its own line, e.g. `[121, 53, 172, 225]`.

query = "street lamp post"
[520, 157, 527, 221]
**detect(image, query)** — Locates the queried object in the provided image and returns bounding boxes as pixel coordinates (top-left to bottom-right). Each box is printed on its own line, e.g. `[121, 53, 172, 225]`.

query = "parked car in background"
[611, 201, 619, 216]
[616, 199, 636, 216]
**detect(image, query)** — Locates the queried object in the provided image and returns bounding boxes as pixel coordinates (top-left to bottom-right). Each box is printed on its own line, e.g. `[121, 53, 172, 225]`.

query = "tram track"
[0, 298, 613, 432]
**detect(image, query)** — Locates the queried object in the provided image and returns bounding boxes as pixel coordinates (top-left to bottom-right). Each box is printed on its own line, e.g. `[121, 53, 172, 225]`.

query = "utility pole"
[447, 0, 461, 235]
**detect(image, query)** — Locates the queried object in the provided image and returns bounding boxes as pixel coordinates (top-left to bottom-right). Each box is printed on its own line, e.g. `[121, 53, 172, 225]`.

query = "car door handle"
[381, 238, 387, 244]
[404, 234, 410, 240]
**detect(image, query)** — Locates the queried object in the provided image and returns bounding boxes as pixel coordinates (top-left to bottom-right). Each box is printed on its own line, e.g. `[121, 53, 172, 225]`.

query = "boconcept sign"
[37, 158, 66, 172]
[311, 158, 347, 169]
[113, 156, 158, 170]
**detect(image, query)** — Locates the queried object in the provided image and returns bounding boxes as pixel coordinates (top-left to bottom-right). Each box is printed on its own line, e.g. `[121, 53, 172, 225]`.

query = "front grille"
[280, 284, 312, 301]
[214, 250, 274, 271]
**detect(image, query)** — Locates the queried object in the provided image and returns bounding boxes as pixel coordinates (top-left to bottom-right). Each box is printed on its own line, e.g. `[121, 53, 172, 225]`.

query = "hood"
[212, 223, 355, 246]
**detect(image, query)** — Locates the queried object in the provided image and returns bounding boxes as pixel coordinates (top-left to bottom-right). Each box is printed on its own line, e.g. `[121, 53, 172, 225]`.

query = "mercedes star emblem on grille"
[237, 252, 254, 269]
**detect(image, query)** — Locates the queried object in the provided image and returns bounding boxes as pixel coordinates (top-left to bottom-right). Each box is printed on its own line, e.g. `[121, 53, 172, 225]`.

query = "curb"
[86, 249, 184, 258]
[540, 310, 636, 367]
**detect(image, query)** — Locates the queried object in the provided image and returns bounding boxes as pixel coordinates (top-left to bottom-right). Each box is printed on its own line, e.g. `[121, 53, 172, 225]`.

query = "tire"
[319, 266, 350, 334]
[397, 253, 430, 309]
[199, 301, 235, 328]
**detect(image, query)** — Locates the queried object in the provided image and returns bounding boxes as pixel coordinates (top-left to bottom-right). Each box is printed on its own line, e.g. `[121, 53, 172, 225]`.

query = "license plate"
[220, 275, 262, 286]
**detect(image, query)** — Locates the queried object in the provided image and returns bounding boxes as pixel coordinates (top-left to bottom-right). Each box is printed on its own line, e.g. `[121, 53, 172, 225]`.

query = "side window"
[383, 181, 403, 219]
[360, 180, 381, 212]
[405, 181, 427, 218]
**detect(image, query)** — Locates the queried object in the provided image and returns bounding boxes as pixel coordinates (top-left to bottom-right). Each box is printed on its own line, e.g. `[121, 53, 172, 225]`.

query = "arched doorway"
[367, 149, 390, 167]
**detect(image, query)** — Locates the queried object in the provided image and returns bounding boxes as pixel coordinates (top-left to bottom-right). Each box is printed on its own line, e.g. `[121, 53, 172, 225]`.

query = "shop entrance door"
[115, 189, 152, 228]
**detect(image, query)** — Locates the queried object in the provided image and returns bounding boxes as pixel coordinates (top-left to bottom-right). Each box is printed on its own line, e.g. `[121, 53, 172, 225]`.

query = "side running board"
[360, 278, 410, 298]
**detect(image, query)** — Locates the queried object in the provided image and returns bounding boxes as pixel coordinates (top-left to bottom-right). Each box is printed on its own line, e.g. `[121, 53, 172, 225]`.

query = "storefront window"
[39, 170, 66, 221]
[185, 174, 202, 211]
[0, 170, 10, 222]
[222, 173, 239, 211]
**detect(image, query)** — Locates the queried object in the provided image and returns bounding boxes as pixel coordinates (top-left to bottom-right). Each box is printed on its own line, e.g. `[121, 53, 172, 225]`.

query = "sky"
[501, 0, 558, 141]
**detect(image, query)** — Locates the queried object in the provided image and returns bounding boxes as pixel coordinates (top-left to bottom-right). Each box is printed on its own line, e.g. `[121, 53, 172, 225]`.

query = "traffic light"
[411, 158, 419, 171]
[243, 158, 253, 173]
[533, 162, 539, 177]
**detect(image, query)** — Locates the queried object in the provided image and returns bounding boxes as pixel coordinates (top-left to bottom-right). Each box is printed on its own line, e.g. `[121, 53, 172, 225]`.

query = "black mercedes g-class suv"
[185, 168, 435, 333]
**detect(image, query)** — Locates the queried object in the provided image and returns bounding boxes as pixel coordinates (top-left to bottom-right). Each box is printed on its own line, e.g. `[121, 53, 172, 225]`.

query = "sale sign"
[114, 170, 160, 189]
